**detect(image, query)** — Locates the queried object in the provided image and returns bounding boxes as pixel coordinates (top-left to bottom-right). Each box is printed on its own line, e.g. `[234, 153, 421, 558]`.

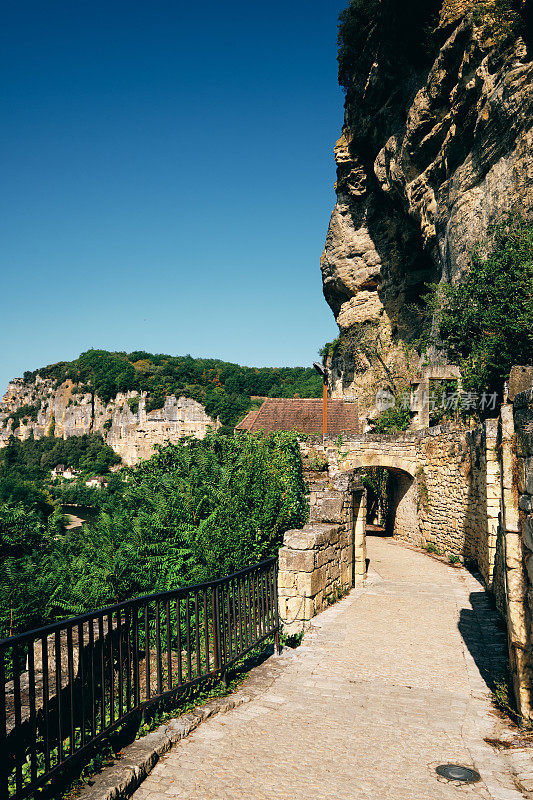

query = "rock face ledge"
[0, 378, 218, 466]
[322, 0, 532, 412]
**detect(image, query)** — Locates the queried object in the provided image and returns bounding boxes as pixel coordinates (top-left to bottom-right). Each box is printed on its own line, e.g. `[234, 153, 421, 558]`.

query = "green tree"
[425, 216, 533, 407]
[49, 433, 308, 616]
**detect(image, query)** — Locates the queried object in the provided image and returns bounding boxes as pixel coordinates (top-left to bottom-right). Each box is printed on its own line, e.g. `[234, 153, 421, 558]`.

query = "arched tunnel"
[356, 465, 420, 544]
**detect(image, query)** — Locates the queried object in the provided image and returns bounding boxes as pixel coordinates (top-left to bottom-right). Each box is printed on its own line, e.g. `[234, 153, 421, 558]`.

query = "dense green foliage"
[440, 0, 525, 45]
[7, 403, 41, 427]
[0, 503, 60, 637]
[0, 434, 122, 589]
[360, 468, 389, 527]
[372, 395, 412, 434]
[422, 216, 533, 407]
[318, 338, 340, 361]
[53, 432, 307, 615]
[0, 433, 120, 488]
[0, 433, 308, 637]
[24, 350, 322, 427]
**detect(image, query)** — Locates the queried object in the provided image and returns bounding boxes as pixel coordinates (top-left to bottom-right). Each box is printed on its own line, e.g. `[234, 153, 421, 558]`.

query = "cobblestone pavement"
[132, 537, 524, 800]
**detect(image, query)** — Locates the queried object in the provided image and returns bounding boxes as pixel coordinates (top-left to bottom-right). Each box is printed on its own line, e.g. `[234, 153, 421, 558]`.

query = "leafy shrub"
[127, 396, 140, 414]
[49, 432, 309, 615]
[360, 467, 389, 524]
[0, 432, 309, 630]
[0, 502, 62, 637]
[372, 393, 411, 434]
[0, 433, 121, 485]
[319, 338, 340, 361]
[472, 0, 523, 45]
[421, 216, 533, 411]
[8, 403, 40, 428]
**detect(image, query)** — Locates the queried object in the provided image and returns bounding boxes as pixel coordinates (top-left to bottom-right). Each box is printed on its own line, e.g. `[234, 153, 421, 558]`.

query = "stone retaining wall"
[278, 473, 366, 636]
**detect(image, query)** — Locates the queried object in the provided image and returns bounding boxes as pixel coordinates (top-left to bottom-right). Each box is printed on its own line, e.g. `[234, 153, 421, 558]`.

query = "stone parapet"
[512, 383, 533, 719]
[278, 475, 366, 636]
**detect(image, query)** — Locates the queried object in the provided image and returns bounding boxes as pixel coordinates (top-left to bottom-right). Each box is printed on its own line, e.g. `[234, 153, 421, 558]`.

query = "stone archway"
[339, 456, 421, 549]
[384, 467, 419, 542]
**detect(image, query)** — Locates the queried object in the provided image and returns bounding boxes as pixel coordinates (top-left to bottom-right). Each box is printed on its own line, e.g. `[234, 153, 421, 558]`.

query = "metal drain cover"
[436, 764, 481, 783]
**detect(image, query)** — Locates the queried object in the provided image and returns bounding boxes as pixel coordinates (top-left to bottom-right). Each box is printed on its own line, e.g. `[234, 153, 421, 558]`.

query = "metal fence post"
[273, 559, 280, 655]
[211, 585, 220, 673]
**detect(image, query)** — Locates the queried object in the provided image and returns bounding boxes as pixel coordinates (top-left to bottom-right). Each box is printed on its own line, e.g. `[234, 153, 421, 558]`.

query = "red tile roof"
[235, 398, 360, 435]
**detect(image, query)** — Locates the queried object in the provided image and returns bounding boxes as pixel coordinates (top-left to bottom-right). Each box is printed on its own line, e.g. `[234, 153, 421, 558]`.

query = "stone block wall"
[302, 424, 501, 587]
[278, 474, 366, 636]
[511, 388, 533, 717]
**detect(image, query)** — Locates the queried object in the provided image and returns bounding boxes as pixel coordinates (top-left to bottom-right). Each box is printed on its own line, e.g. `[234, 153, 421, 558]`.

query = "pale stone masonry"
[277, 472, 366, 636]
[302, 423, 502, 586]
[511, 383, 533, 718]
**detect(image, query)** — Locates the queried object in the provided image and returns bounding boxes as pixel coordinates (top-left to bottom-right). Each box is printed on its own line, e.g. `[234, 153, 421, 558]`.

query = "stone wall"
[511, 388, 533, 718]
[277, 375, 533, 721]
[302, 424, 501, 586]
[278, 472, 366, 636]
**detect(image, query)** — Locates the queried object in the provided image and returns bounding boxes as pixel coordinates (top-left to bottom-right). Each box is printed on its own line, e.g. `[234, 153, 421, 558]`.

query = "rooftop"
[235, 397, 360, 436]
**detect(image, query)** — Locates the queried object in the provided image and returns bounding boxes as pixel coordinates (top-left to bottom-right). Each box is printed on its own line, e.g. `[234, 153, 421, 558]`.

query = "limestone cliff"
[0, 378, 219, 466]
[322, 0, 532, 412]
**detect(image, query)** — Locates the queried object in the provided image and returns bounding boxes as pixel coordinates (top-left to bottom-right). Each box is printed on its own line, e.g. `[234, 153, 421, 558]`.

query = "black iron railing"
[0, 557, 279, 799]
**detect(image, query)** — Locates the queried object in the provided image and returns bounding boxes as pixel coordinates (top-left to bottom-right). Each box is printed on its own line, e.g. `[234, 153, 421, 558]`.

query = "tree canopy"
[23, 350, 323, 427]
[0, 432, 308, 636]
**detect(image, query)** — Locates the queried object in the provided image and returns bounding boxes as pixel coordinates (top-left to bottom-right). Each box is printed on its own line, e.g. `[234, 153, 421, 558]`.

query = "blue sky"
[1, 1, 346, 395]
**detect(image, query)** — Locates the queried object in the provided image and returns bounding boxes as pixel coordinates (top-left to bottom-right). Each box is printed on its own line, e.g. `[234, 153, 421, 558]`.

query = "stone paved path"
[132, 537, 524, 800]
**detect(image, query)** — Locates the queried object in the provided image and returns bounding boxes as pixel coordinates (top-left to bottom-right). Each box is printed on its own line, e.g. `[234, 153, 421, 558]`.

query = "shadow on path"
[458, 587, 509, 694]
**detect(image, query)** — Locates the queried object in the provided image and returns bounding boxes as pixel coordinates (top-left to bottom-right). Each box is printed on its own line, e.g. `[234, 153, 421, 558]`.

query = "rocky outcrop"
[0, 378, 219, 466]
[322, 0, 532, 412]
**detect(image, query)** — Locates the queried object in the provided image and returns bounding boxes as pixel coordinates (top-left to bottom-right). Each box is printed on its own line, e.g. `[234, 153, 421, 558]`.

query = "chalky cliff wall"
[0, 378, 218, 466]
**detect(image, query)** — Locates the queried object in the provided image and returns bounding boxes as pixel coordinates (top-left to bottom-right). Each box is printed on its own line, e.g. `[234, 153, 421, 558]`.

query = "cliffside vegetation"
[1, 433, 120, 483]
[421, 216, 533, 403]
[0, 433, 122, 533]
[22, 350, 323, 427]
[0, 432, 307, 638]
